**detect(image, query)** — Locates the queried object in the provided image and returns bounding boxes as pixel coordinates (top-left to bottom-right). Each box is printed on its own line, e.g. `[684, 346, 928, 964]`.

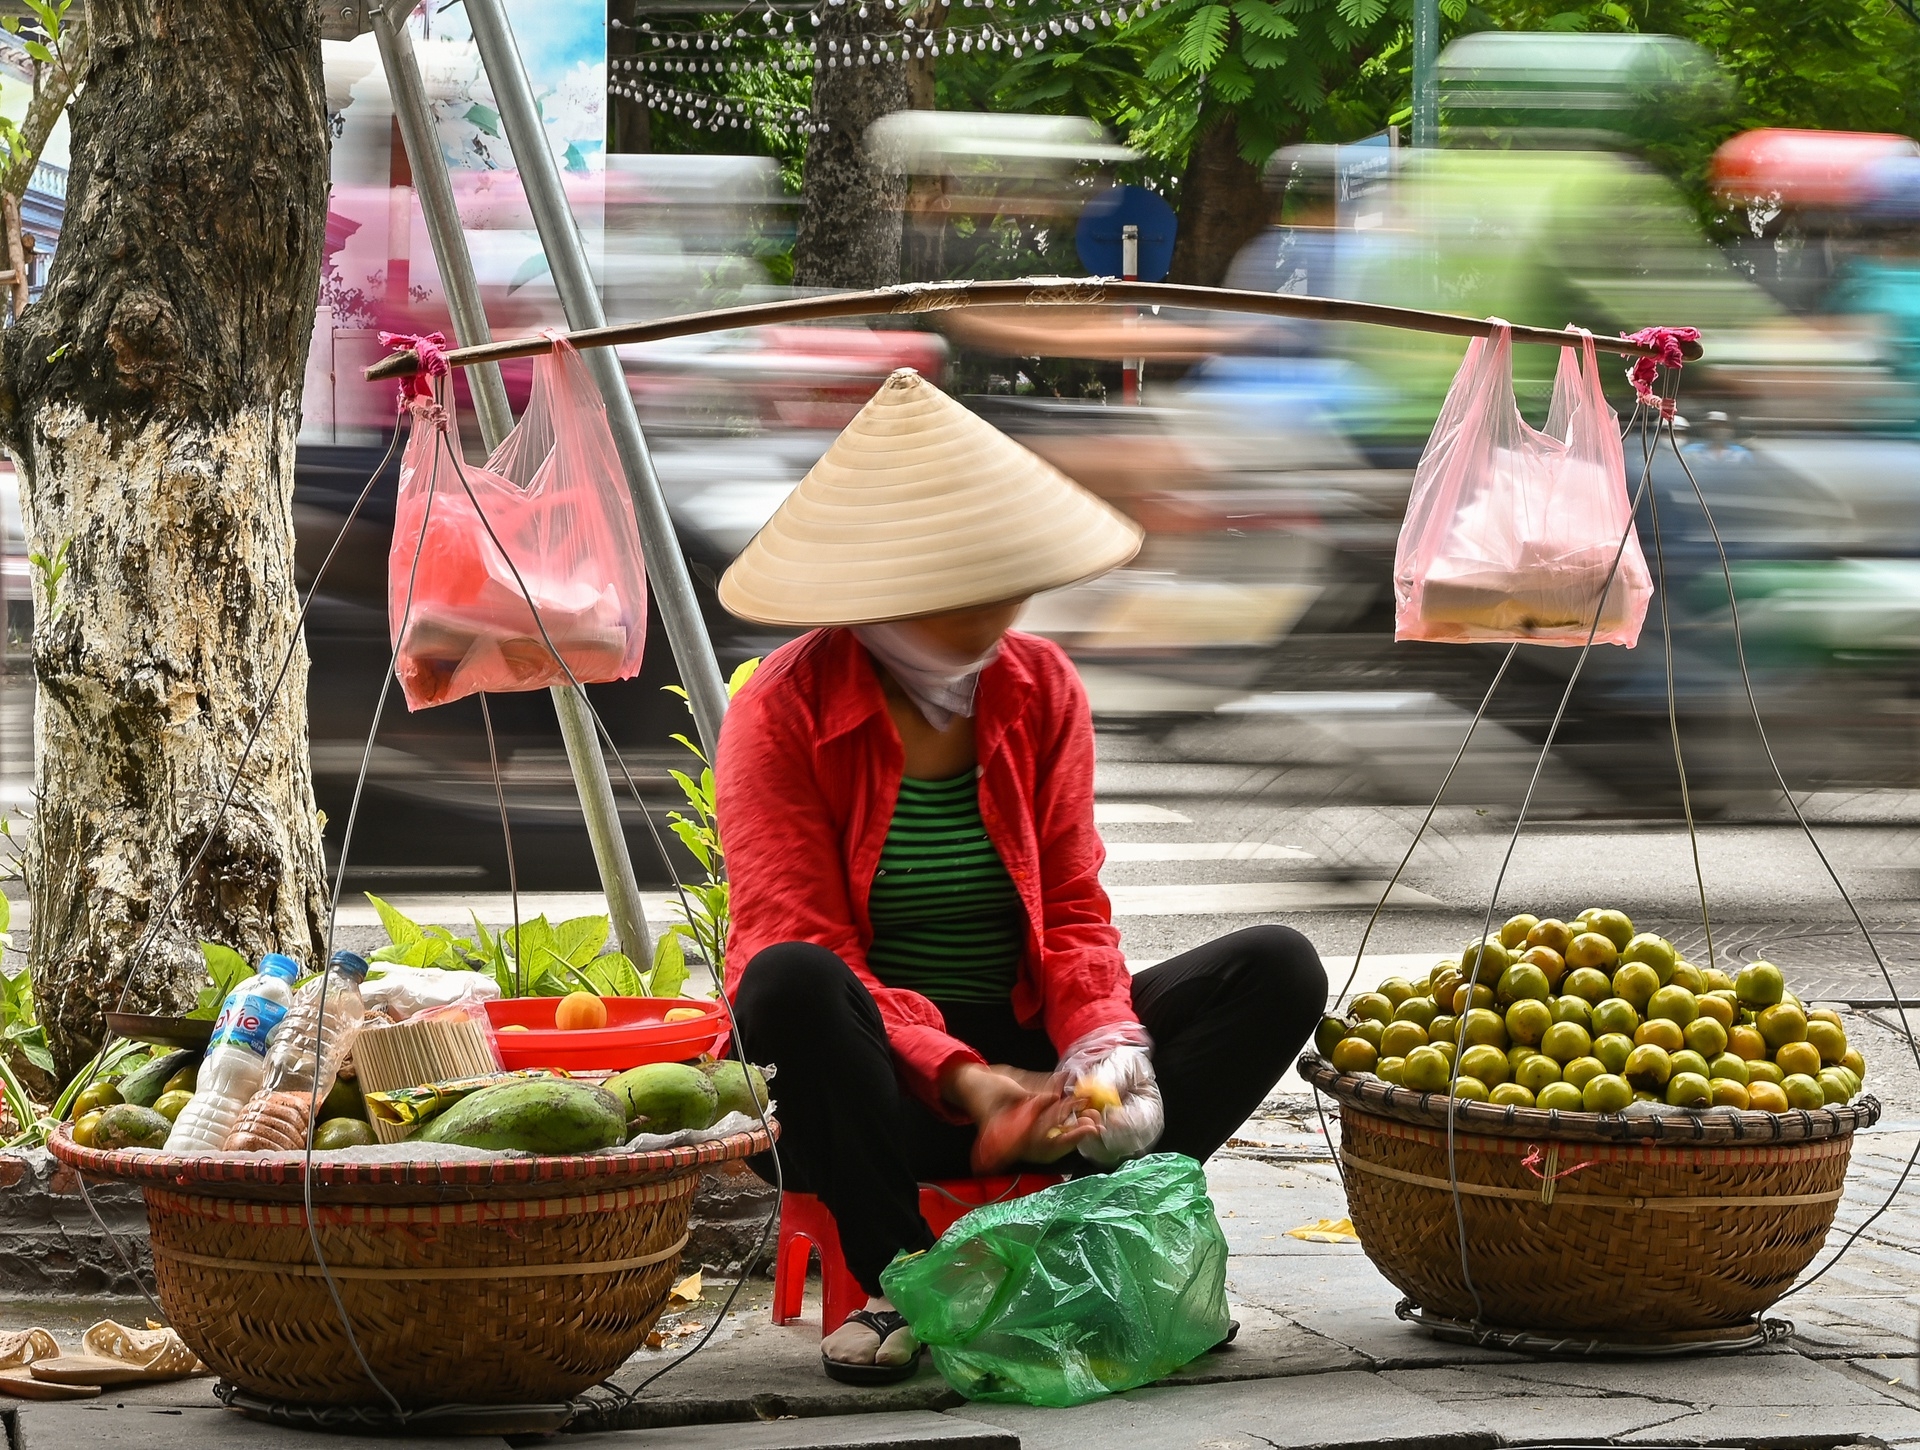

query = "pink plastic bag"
[389, 337, 649, 710]
[1394, 323, 1652, 647]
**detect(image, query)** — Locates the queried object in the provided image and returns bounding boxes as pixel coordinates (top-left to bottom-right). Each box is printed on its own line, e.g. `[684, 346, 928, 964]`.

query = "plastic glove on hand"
[1058, 1025, 1165, 1167]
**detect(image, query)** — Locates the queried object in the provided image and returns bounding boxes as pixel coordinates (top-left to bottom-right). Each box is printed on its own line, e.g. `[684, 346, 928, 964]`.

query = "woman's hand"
[941, 1061, 1102, 1173]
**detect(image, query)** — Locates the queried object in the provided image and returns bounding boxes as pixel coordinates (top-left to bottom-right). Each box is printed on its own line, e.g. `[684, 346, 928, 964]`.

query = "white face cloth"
[853, 621, 1001, 730]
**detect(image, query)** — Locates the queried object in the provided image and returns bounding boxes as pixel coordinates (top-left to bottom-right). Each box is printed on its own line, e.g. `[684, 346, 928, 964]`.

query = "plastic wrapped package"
[360, 965, 501, 1023]
[1394, 325, 1652, 646]
[880, 1153, 1230, 1407]
[389, 335, 649, 710]
[1054, 1022, 1164, 1167]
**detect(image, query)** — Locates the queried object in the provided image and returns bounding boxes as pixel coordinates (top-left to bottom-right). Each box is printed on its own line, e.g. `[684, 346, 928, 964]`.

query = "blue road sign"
[1076, 185, 1177, 281]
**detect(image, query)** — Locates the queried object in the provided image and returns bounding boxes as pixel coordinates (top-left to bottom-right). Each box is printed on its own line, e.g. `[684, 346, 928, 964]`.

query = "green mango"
[416, 1081, 627, 1154]
[119, 1050, 199, 1109]
[702, 1060, 770, 1122]
[93, 1104, 173, 1151]
[606, 1063, 719, 1133]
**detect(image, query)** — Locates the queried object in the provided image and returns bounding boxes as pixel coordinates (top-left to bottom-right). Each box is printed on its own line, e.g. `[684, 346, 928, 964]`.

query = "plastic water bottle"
[164, 953, 301, 1153]
[224, 951, 372, 1153]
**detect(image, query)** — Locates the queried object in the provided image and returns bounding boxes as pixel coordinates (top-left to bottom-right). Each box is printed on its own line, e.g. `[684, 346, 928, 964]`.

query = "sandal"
[0, 1328, 94, 1401]
[821, 1308, 922, 1387]
[27, 1321, 208, 1389]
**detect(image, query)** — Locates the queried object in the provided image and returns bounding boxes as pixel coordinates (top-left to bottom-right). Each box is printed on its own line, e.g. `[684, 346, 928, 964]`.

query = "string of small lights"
[607, 77, 821, 132]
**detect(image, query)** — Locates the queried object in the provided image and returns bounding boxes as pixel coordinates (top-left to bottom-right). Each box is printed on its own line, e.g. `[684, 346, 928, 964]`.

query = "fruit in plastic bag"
[1394, 325, 1652, 646]
[880, 1153, 1230, 1408]
[389, 337, 649, 710]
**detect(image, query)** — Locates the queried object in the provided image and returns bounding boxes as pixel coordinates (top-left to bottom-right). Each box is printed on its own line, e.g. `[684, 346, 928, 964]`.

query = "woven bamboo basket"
[1301, 1052, 1877, 1337]
[48, 1122, 773, 1407]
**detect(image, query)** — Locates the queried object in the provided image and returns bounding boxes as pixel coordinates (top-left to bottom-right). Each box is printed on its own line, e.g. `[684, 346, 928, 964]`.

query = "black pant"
[732, 925, 1326, 1293]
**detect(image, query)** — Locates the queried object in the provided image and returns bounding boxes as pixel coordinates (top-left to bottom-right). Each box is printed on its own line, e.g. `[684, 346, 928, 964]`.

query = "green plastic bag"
[880, 1153, 1230, 1407]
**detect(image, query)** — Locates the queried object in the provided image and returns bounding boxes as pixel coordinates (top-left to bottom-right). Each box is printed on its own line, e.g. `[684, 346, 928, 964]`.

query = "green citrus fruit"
[1497, 963, 1552, 1005]
[1377, 1056, 1406, 1085]
[1428, 1013, 1458, 1046]
[1591, 998, 1640, 1038]
[1452, 982, 1497, 1015]
[72, 1081, 123, 1118]
[1349, 1019, 1385, 1051]
[1746, 1058, 1785, 1086]
[1567, 932, 1621, 972]
[1808, 1007, 1844, 1027]
[1526, 919, 1575, 955]
[1562, 1056, 1606, 1092]
[1709, 1077, 1750, 1110]
[1450, 1076, 1490, 1103]
[1393, 996, 1438, 1029]
[1500, 914, 1541, 949]
[1624, 1044, 1673, 1091]
[1775, 1041, 1822, 1078]
[1593, 1033, 1634, 1075]
[1350, 993, 1394, 1024]
[1635, 1019, 1684, 1053]
[1431, 1039, 1456, 1067]
[313, 1117, 377, 1151]
[1683, 1017, 1728, 1058]
[1537, 1080, 1586, 1111]
[1582, 1073, 1633, 1113]
[1314, 1016, 1348, 1058]
[1671, 1049, 1711, 1081]
[1708, 1053, 1750, 1085]
[1331, 1037, 1378, 1075]
[1401, 1046, 1451, 1091]
[1817, 1068, 1853, 1105]
[1489, 1082, 1535, 1108]
[1381, 1021, 1429, 1058]
[1620, 933, 1676, 983]
[151, 1089, 193, 1124]
[1702, 967, 1736, 993]
[1461, 1008, 1509, 1050]
[1505, 999, 1553, 1048]
[1666, 1072, 1712, 1108]
[1377, 978, 1415, 1008]
[1562, 968, 1613, 1006]
[1747, 1080, 1790, 1112]
[163, 1064, 200, 1097]
[1506, 1045, 1537, 1075]
[1583, 910, 1637, 950]
[1735, 961, 1785, 1010]
[1520, 946, 1568, 987]
[1459, 1044, 1510, 1088]
[1459, 938, 1511, 979]
[1647, 985, 1699, 1026]
[1670, 961, 1706, 993]
[1540, 1021, 1592, 1064]
[1611, 963, 1659, 1010]
[1550, 995, 1594, 1030]
[1806, 1020, 1847, 1065]
[1758, 1004, 1809, 1051]
[1516, 1054, 1562, 1094]
[1782, 1073, 1826, 1110]
[1728, 1024, 1768, 1061]
[1842, 1048, 1866, 1081]
[1694, 993, 1735, 1030]
[72, 1110, 106, 1148]
[1430, 969, 1462, 1009]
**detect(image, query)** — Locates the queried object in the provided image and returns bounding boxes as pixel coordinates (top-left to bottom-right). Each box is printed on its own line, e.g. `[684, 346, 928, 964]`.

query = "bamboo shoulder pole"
[366, 278, 1704, 382]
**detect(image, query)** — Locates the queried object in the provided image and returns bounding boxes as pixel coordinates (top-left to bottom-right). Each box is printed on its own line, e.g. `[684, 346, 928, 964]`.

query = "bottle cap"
[257, 953, 300, 982]
[330, 950, 372, 983]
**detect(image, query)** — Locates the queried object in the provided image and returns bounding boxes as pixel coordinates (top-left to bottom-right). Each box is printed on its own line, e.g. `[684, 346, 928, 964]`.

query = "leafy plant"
[28, 537, 69, 621]
[361, 895, 673, 999]
[653, 657, 759, 995]
[188, 941, 255, 1019]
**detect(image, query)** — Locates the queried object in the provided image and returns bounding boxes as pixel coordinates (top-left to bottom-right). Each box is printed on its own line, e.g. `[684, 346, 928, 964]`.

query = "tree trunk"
[791, 9, 909, 289]
[0, 1, 331, 1079]
[1168, 114, 1274, 288]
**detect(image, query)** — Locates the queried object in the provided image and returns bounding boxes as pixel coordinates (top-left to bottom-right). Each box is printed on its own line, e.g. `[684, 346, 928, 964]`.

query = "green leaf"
[191, 942, 255, 1019]
[649, 932, 691, 1000]
[505, 915, 556, 968]
[1178, 5, 1231, 70]
[22, 40, 52, 64]
[366, 892, 424, 946]
[552, 914, 610, 967]
[15, 1032, 51, 1075]
[582, 952, 645, 999]
[0, 894, 10, 935]
[727, 657, 762, 696]
[1232, 0, 1296, 38]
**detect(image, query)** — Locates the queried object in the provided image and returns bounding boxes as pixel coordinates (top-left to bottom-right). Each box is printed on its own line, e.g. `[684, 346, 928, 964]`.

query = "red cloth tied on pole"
[1394, 323, 1652, 648]
[379, 330, 449, 407]
[386, 335, 649, 709]
[1620, 325, 1701, 419]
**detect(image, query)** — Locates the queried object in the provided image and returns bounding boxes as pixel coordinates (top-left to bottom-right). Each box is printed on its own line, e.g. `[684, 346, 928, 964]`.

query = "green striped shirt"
[867, 772, 1026, 1004]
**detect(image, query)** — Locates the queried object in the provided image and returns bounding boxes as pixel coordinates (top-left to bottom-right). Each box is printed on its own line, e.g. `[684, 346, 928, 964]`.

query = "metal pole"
[462, 0, 732, 757]
[373, 1, 652, 963]
[1121, 224, 1140, 405]
[1412, 0, 1439, 148]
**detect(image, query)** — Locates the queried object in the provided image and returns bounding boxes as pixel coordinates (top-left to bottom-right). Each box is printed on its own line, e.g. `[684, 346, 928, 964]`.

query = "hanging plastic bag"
[1394, 323, 1652, 647]
[388, 336, 648, 710]
[879, 1153, 1230, 1408]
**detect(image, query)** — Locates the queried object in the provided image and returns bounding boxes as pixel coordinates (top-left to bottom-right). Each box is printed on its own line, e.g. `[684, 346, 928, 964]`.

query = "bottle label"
[208, 992, 289, 1057]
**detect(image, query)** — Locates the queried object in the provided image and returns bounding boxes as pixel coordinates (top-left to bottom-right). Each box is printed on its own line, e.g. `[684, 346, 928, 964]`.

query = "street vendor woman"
[713, 369, 1327, 1385]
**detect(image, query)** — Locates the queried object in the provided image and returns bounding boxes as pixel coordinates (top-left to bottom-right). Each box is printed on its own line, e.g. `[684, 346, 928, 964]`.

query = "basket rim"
[1300, 1051, 1881, 1143]
[45, 1120, 774, 1195]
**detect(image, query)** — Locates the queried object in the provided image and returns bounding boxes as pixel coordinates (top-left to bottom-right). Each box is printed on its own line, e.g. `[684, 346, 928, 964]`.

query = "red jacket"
[715, 626, 1134, 1111]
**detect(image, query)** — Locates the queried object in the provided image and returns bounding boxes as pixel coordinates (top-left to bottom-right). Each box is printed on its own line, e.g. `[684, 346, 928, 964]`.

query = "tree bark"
[791, 7, 909, 289]
[0, 1, 331, 1079]
[1168, 114, 1275, 288]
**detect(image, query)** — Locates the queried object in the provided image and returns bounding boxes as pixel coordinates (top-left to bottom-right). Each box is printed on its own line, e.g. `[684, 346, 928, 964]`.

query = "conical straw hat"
[718, 369, 1143, 627]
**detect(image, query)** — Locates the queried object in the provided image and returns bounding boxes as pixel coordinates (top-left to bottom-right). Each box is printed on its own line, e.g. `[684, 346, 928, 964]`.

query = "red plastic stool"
[772, 1174, 1065, 1334]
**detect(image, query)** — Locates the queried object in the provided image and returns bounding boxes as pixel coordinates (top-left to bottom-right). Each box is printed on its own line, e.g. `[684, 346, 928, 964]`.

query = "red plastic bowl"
[485, 996, 725, 1073]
